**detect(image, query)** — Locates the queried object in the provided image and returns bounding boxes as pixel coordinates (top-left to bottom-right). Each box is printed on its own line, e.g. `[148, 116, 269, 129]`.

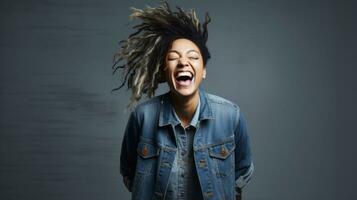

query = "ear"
[202, 68, 207, 79]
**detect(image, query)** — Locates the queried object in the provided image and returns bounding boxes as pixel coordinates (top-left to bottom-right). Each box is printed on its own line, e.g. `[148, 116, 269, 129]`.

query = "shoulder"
[205, 92, 240, 112]
[131, 93, 164, 118]
[204, 91, 243, 130]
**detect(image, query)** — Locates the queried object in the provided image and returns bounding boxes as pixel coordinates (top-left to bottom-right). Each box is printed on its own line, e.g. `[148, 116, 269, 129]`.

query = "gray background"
[0, 0, 355, 200]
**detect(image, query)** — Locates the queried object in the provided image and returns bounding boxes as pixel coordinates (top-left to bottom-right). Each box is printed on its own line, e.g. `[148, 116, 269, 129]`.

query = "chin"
[171, 87, 198, 98]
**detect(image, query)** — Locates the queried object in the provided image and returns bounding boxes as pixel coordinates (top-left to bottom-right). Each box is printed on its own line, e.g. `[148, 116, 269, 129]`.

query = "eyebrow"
[167, 49, 200, 55]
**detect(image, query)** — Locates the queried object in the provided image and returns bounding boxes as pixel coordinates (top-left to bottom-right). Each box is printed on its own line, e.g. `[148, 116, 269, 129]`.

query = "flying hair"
[112, 1, 211, 109]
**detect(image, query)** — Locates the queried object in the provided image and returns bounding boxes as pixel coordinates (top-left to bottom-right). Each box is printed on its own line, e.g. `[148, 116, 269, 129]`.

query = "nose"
[178, 57, 189, 67]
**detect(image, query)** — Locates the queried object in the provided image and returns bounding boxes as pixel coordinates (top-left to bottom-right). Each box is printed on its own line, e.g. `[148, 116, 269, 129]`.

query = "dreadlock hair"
[112, 1, 211, 109]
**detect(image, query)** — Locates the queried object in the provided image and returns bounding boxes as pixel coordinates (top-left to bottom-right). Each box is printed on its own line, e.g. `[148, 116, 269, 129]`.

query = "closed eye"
[168, 57, 179, 61]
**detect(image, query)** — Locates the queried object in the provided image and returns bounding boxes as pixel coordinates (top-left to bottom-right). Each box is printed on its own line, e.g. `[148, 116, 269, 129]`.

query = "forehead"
[168, 38, 201, 53]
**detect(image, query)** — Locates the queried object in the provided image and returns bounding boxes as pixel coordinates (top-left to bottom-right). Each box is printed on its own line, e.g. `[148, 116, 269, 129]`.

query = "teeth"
[176, 71, 192, 78]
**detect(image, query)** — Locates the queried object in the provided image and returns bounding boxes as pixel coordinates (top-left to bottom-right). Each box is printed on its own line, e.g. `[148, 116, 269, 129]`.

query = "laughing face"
[164, 38, 206, 98]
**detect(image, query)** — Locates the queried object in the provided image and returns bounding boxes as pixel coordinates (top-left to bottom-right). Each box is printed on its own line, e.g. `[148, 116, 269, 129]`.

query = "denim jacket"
[120, 89, 254, 200]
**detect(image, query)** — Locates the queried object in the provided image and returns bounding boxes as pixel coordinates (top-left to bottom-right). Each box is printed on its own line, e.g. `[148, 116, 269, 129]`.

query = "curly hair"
[112, 1, 211, 108]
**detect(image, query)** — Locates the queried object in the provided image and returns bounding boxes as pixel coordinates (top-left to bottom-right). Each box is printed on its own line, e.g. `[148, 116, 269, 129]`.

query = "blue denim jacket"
[166, 97, 202, 199]
[120, 89, 253, 200]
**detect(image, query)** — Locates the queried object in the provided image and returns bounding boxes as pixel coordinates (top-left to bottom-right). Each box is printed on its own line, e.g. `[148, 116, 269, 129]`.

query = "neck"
[170, 91, 200, 127]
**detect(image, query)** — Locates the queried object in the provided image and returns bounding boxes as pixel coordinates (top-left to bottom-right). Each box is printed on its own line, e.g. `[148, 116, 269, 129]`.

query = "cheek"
[165, 61, 177, 72]
[193, 62, 204, 73]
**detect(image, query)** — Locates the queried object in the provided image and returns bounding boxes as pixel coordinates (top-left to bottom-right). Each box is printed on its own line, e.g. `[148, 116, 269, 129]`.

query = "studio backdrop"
[0, 0, 346, 200]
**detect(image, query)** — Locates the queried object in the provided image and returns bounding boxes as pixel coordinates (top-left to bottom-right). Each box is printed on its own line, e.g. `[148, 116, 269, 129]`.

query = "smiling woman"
[112, 1, 210, 109]
[164, 39, 207, 127]
[113, 1, 253, 200]
[165, 39, 206, 98]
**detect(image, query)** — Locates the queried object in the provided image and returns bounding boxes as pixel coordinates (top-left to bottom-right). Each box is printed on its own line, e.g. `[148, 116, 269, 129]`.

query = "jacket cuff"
[235, 187, 242, 196]
[123, 176, 133, 192]
[235, 162, 254, 191]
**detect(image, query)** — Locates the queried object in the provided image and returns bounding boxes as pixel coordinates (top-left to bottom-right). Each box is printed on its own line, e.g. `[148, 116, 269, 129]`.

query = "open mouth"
[175, 71, 194, 87]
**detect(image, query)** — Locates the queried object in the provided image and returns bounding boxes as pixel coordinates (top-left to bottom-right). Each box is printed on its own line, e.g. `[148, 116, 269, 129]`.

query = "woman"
[113, 2, 253, 200]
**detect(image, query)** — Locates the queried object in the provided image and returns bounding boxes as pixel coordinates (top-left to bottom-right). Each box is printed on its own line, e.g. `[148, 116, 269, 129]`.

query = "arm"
[120, 110, 140, 192]
[234, 111, 254, 199]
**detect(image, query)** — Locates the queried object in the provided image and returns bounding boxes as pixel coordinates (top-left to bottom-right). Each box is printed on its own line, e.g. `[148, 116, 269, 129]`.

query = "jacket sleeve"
[234, 111, 254, 196]
[120, 110, 140, 192]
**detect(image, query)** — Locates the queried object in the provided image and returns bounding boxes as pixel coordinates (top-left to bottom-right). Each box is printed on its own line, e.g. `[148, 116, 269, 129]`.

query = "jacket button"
[199, 159, 206, 168]
[142, 145, 148, 156]
[205, 191, 213, 197]
[220, 147, 227, 157]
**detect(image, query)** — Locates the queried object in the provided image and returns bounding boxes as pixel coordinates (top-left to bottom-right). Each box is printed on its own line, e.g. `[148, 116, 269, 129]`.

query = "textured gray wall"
[0, 0, 354, 200]
[336, 1, 357, 200]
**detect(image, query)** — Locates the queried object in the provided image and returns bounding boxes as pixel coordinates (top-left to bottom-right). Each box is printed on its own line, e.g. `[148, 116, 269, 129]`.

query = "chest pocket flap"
[137, 142, 159, 159]
[209, 140, 235, 160]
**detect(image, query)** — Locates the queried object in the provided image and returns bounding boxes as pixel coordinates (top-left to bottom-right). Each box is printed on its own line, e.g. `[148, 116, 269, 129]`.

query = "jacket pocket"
[137, 141, 160, 159]
[208, 140, 235, 160]
[136, 141, 160, 174]
[208, 139, 235, 177]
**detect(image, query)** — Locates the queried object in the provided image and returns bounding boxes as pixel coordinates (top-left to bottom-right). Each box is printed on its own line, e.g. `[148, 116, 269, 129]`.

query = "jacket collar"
[158, 89, 214, 127]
